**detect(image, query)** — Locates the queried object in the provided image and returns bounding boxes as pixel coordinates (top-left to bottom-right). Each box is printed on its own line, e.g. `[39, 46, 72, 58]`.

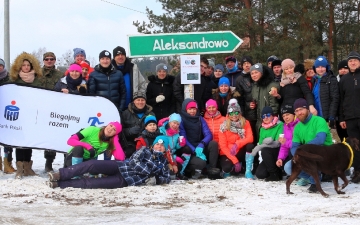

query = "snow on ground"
[1, 148, 360, 225]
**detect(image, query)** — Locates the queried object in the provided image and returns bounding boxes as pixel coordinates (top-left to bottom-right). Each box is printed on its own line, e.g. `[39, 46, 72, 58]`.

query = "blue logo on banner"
[4, 101, 20, 121]
[88, 112, 104, 126]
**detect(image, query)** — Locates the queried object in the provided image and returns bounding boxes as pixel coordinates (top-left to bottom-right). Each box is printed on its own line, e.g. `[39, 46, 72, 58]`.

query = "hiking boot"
[308, 184, 318, 193]
[207, 168, 222, 180]
[321, 174, 333, 182]
[15, 161, 24, 179]
[351, 171, 360, 183]
[46, 181, 58, 189]
[220, 171, 231, 178]
[3, 158, 16, 174]
[49, 172, 60, 182]
[265, 172, 280, 182]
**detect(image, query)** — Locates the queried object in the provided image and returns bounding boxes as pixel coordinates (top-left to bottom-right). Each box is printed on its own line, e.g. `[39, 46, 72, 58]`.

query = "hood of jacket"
[256, 66, 273, 87]
[10, 52, 42, 81]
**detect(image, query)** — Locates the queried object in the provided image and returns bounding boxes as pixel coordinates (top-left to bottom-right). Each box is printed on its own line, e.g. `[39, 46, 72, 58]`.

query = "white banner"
[0, 84, 121, 152]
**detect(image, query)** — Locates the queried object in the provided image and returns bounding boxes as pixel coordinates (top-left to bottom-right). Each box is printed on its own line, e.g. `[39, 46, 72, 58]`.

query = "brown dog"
[286, 137, 359, 198]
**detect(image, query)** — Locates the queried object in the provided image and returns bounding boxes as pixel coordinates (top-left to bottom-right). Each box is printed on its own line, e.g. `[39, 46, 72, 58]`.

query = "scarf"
[131, 103, 147, 114]
[280, 72, 302, 87]
[220, 120, 245, 138]
[219, 92, 228, 98]
[66, 74, 83, 91]
[116, 58, 132, 75]
[261, 116, 280, 129]
[99, 64, 112, 74]
[0, 68, 8, 80]
[19, 70, 35, 83]
[227, 63, 239, 74]
[142, 129, 160, 139]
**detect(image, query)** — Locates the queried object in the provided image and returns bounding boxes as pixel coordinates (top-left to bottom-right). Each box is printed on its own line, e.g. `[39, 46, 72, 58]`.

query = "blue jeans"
[284, 160, 321, 184]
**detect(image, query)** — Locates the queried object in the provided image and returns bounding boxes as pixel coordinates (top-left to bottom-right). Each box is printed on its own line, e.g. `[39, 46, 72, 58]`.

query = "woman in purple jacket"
[276, 104, 299, 174]
[179, 99, 220, 178]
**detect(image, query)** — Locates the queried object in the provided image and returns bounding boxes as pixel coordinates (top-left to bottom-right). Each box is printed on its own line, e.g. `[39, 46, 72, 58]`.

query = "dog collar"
[342, 138, 354, 170]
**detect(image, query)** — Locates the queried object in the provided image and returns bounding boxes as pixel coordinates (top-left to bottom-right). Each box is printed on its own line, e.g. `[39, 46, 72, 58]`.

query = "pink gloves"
[234, 162, 241, 173]
[179, 136, 186, 147]
[230, 143, 238, 156]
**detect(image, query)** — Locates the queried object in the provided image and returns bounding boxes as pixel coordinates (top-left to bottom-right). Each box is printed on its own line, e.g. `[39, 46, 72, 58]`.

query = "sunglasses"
[44, 58, 55, 61]
[261, 113, 272, 119]
[229, 111, 239, 116]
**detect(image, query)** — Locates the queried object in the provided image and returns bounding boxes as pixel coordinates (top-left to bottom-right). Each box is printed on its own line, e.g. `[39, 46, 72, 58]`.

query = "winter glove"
[179, 136, 186, 147]
[234, 162, 241, 173]
[78, 85, 87, 94]
[230, 143, 238, 156]
[176, 156, 184, 164]
[156, 95, 165, 103]
[195, 146, 207, 161]
[158, 117, 169, 127]
[129, 126, 141, 136]
[329, 118, 335, 129]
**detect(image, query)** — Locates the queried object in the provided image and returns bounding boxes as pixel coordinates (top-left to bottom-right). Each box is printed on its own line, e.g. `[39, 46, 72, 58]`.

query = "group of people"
[1, 48, 360, 195]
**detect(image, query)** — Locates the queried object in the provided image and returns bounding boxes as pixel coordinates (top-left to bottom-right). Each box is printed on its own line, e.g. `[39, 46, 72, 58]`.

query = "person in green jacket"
[249, 63, 280, 136]
[64, 121, 125, 167]
[252, 106, 284, 181]
[9, 52, 43, 179]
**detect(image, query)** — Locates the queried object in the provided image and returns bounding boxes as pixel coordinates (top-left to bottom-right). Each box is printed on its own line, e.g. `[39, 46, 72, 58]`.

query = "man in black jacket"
[339, 51, 360, 183]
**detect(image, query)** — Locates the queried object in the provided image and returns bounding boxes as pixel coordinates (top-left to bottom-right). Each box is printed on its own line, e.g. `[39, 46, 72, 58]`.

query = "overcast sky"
[0, 0, 163, 63]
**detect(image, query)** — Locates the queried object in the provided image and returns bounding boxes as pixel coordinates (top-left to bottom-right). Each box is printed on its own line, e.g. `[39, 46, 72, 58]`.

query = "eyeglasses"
[44, 58, 55, 61]
[229, 111, 239, 116]
[261, 113, 272, 119]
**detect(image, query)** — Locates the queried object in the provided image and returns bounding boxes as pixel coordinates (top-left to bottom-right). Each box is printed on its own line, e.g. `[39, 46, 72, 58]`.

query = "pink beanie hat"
[206, 99, 218, 110]
[281, 59, 295, 70]
[68, 64, 82, 73]
[186, 101, 198, 110]
[109, 121, 122, 135]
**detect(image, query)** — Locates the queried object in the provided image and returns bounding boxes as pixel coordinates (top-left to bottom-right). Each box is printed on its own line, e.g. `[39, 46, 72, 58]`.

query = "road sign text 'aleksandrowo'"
[128, 31, 242, 57]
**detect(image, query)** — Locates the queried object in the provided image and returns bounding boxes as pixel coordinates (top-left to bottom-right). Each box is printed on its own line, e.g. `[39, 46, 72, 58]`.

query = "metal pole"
[4, 0, 10, 69]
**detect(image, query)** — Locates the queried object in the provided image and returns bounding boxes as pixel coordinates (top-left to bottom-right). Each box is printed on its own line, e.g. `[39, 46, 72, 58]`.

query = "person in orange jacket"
[203, 99, 225, 143]
[218, 99, 254, 178]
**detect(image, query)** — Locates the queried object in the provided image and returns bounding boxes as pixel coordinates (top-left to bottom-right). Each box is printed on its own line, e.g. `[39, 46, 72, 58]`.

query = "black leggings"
[219, 143, 254, 173]
[15, 148, 32, 162]
[64, 146, 86, 167]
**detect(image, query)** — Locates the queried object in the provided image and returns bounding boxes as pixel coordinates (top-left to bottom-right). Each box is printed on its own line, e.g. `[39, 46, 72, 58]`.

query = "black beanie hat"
[261, 106, 273, 116]
[99, 50, 112, 60]
[337, 60, 349, 70]
[113, 46, 126, 57]
[240, 56, 253, 66]
[281, 104, 294, 115]
[271, 59, 282, 68]
[293, 98, 309, 110]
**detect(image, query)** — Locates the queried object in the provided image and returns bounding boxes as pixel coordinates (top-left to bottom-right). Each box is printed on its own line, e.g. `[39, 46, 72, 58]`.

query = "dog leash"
[342, 138, 354, 170]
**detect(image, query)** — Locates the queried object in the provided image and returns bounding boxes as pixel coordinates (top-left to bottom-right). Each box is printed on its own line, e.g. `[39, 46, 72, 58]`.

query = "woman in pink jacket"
[276, 104, 299, 174]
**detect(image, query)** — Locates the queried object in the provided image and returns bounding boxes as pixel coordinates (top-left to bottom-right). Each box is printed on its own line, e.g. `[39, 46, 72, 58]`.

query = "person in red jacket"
[218, 99, 254, 178]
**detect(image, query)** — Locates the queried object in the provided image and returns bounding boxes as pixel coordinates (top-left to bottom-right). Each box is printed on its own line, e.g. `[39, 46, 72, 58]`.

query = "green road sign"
[128, 31, 243, 57]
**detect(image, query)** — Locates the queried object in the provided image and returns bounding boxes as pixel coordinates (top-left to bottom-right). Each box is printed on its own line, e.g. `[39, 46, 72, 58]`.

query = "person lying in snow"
[47, 136, 171, 189]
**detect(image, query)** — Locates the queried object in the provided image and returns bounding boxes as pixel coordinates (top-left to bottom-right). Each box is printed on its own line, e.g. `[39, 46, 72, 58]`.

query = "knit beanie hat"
[214, 64, 224, 72]
[43, 52, 56, 60]
[347, 51, 360, 61]
[208, 60, 215, 69]
[240, 56, 253, 66]
[68, 64, 82, 73]
[169, 113, 181, 123]
[303, 59, 315, 71]
[133, 91, 147, 101]
[250, 63, 263, 74]
[267, 55, 278, 63]
[281, 104, 294, 115]
[281, 59, 295, 70]
[225, 56, 237, 64]
[338, 60, 349, 70]
[186, 101, 198, 110]
[99, 50, 112, 60]
[156, 63, 168, 73]
[113, 46, 126, 57]
[109, 121, 122, 135]
[206, 99, 218, 110]
[271, 59, 282, 68]
[218, 77, 230, 87]
[227, 99, 241, 114]
[152, 135, 169, 149]
[294, 64, 305, 74]
[144, 115, 157, 127]
[293, 98, 309, 110]
[0, 58, 5, 67]
[261, 106, 273, 116]
[314, 56, 329, 69]
[73, 48, 86, 59]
